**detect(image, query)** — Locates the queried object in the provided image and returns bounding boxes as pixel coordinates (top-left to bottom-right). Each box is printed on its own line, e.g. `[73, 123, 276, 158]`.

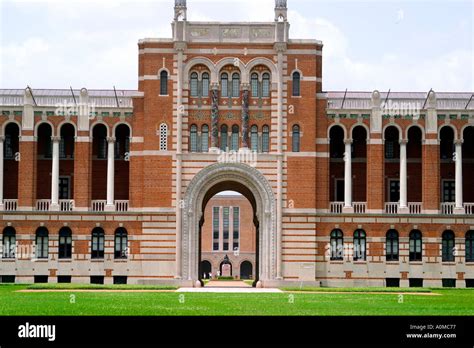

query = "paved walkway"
[177, 281, 283, 293]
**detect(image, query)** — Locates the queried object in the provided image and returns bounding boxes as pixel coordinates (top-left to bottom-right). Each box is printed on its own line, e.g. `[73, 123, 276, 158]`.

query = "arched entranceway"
[201, 260, 212, 279]
[240, 261, 253, 280]
[181, 163, 276, 287]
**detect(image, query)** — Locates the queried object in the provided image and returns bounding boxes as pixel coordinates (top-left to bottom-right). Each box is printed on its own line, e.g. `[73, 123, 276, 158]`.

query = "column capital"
[107, 137, 116, 144]
[241, 83, 251, 91]
[344, 139, 353, 145]
[210, 82, 220, 91]
[454, 139, 464, 146]
[51, 136, 61, 143]
[399, 139, 409, 145]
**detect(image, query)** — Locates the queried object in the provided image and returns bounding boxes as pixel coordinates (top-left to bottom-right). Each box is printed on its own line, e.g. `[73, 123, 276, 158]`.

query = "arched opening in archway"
[199, 186, 258, 286]
[384, 126, 400, 205]
[59, 124, 75, 203]
[240, 261, 253, 280]
[3, 123, 20, 205]
[462, 127, 474, 205]
[440, 126, 455, 204]
[200, 260, 212, 279]
[329, 125, 345, 204]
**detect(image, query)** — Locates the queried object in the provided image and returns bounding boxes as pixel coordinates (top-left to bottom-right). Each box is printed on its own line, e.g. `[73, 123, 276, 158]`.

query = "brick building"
[0, 0, 473, 288]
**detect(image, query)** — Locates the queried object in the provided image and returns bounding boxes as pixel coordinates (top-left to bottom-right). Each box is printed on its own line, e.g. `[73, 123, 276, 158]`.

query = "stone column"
[105, 137, 116, 211]
[175, 41, 186, 280]
[0, 136, 4, 210]
[454, 140, 465, 214]
[343, 139, 354, 213]
[50, 136, 61, 211]
[275, 43, 286, 280]
[210, 83, 220, 150]
[241, 84, 250, 149]
[399, 140, 409, 214]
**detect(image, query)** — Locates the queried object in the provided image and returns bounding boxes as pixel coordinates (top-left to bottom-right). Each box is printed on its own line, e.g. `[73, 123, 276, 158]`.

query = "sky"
[0, 0, 473, 92]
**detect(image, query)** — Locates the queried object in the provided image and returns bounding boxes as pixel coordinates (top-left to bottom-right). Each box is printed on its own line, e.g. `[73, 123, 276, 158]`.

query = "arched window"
[442, 230, 455, 262]
[330, 229, 344, 260]
[292, 71, 301, 97]
[36, 227, 49, 259]
[353, 230, 366, 261]
[190, 124, 198, 152]
[251, 73, 259, 97]
[231, 125, 239, 151]
[292, 125, 300, 152]
[262, 73, 270, 98]
[220, 125, 228, 151]
[202, 72, 210, 97]
[190, 72, 199, 97]
[91, 228, 105, 259]
[160, 70, 168, 95]
[232, 73, 240, 98]
[250, 125, 258, 152]
[201, 125, 209, 152]
[159, 123, 168, 151]
[262, 125, 270, 153]
[2, 227, 16, 259]
[221, 73, 229, 98]
[114, 228, 128, 259]
[409, 230, 422, 262]
[386, 230, 399, 261]
[58, 227, 72, 259]
[466, 231, 474, 262]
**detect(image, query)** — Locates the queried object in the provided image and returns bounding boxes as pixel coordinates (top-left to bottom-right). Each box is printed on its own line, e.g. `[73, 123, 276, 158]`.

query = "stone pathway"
[177, 281, 283, 293]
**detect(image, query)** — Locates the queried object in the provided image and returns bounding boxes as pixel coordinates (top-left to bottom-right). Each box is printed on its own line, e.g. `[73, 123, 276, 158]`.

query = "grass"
[1, 285, 474, 316]
[25, 284, 178, 291]
[281, 287, 432, 293]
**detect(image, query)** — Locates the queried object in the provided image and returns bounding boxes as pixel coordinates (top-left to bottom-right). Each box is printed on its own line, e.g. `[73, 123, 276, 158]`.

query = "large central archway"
[181, 163, 277, 285]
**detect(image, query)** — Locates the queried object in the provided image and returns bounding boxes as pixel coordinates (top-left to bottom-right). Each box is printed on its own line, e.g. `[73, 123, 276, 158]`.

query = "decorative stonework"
[181, 163, 277, 283]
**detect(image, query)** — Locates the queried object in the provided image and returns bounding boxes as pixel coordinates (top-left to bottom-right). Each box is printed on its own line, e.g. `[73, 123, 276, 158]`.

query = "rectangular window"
[466, 279, 474, 288]
[409, 278, 423, 288]
[223, 242, 229, 251]
[59, 137, 66, 158]
[213, 242, 219, 251]
[386, 278, 400, 288]
[90, 276, 104, 285]
[233, 242, 239, 251]
[385, 141, 394, 159]
[389, 180, 400, 203]
[59, 234, 72, 259]
[58, 177, 70, 200]
[213, 207, 220, 240]
[57, 276, 72, 284]
[5, 134, 13, 159]
[233, 207, 239, 241]
[34, 276, 48, 284]
[92, 235, 105, 259]
[223, 208, 229, 240]
[442, 279, 456, 288]
[443, 181, 455, 203]
[0, 276, 15, 283]
[98, 138, 107, 159]
[114, 276, 128, 285]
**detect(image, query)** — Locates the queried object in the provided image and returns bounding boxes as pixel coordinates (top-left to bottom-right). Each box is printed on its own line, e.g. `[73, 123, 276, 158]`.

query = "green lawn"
[0, 285, 474, 316]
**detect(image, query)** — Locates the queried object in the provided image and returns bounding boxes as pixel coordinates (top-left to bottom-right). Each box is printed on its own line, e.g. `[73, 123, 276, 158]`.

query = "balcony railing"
[330, 202, 344, 214]
[91, 200, 129, 212]
[385, 203, 398, 214]
[36, 200, 50, 211]
[3, 199, 18, 211]
[441, 203, 455, 215]
[115, 200, 129, 212]
[329, 202, 366, 214]
[59, 200, 74, 212]
[384, 202, 423, 215]
[465, 203, 474, 215]
[91, 200, 106, 212]
[353, 202, 367, 214]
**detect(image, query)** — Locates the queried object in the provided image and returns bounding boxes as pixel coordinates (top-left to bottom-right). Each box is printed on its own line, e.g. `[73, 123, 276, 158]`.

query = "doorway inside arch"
[199, 186, 258, 287]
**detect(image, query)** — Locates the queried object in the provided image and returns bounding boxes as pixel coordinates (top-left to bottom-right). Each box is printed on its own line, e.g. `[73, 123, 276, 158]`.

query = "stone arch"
[461, 124, 474, 141]
[1, 120, 22, 137]
[57, 121, 77, 137]
[90, 121, 110, 138]
[405, 124, 425, 141]
[181, 162, 276, 285]
[183, 57, 217, 85]
[438, 124, 458, 141]
[350, 123, 370, 141]
[245, 57, 278, 84]
[383, 123, 403, 141]
[327, 123, 347, 141]
[215, 57, 244, 77]
[34, 121, 55, 138]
